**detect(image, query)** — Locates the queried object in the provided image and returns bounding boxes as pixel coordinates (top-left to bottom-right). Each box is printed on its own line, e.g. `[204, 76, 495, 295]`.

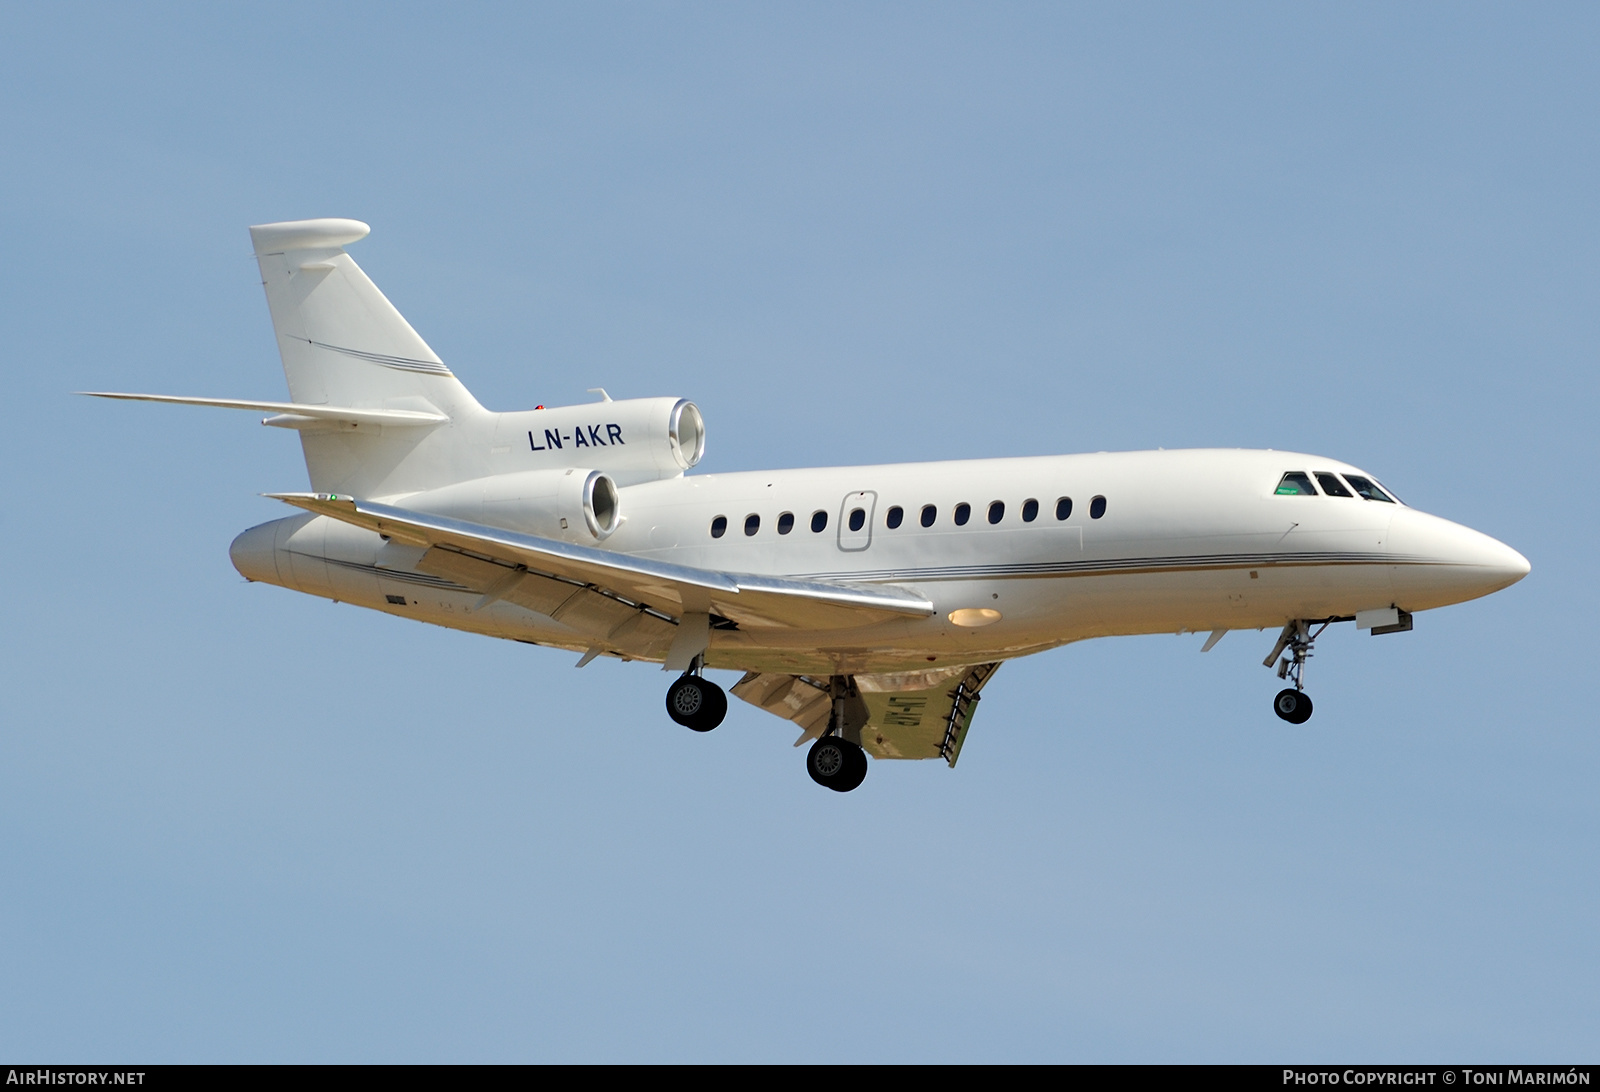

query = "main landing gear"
[664, 655, 727, 732]
[1264, 620, 1328, 724]
[807, 676, 868, 793]
[662, 665, 868, 792]
[807, 735, 867, 793]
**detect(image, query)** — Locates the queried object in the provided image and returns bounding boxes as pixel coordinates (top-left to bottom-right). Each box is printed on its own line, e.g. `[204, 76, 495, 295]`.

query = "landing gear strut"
[807, 676, 868, 792]
[1264, 620, 1327, 724]
[665, 655, 727, 732]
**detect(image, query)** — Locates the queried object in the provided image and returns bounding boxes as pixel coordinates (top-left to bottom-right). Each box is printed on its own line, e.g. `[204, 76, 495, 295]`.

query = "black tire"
[702, 681, 727, 730]
[1273, 688, 1313, 725]
[666, 676, 727, 732]
[807, 735, 867, 792]
[840, 740, 869, 791]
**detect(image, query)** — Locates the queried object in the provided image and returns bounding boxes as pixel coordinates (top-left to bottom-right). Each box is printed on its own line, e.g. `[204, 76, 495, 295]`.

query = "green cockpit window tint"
[1342, 474, 1395, 503]
[1274, 472, 1318, 496]
[1315, 473, 1353, 497]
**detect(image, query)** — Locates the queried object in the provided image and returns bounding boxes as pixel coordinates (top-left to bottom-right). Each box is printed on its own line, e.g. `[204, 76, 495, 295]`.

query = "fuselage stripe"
[790, 552, 1444, 584]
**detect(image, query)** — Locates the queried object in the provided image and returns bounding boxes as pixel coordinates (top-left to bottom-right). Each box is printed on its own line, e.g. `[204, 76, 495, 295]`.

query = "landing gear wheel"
[665, 675, 727, 732]
[807, 735, 868, 792]
[1273, 688, 1313, 724]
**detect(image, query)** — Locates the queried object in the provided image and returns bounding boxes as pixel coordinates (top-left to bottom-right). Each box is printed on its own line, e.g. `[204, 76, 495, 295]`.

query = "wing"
[269, 493, 935, 636]
[732, 662, 1001, 767]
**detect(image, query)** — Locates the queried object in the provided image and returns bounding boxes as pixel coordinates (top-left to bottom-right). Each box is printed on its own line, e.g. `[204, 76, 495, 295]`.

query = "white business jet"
[86, 219, 1530, 792]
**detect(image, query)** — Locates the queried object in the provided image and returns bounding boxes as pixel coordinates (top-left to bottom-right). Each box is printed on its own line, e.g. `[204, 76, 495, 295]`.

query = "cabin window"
[811, 510, 828, 532]
[1274, 472, 1318, 496]
[848, 508, 866, 532]
[886, 505, 904, 529]
[777, 512, 795, 535]
[1055, 497, 1072, 520]
[1315, 473, 1353, 498]
[1089, 495, 1107, 519]
[954, 503, 971, 526]
[711, 515, 728, 538]
[988, 501, 1005, 524]
[1022, 498, 1039, 522]
[744, 514, 760, 536]
[1342, 474, 1395, 503]
[921, 504, 937, 527]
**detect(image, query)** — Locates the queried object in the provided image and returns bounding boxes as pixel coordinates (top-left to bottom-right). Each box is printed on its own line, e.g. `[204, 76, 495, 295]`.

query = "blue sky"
[2, 2, 1595, 1061]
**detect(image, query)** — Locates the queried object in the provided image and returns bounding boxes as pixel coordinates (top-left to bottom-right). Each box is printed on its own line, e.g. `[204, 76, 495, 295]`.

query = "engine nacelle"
[401, 467, 622, 543]
[491, 397, 704, 485]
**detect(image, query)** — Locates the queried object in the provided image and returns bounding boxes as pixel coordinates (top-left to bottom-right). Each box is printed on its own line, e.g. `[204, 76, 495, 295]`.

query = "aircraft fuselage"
[230, 446, 1527, 677]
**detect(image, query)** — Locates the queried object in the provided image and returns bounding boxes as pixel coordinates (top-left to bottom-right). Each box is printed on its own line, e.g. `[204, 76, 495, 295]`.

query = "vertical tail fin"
[249, 219, 489, 497]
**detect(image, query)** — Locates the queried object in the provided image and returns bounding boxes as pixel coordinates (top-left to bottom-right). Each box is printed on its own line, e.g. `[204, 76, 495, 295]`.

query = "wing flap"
[730, 673, 834, 739]
[269, 493, 934, 632]
[733, 662, 1002, 767]
[413, 546, 676, 658]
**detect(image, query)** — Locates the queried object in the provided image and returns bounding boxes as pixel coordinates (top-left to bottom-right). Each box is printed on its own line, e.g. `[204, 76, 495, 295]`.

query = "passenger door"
[837, 490, 877, 552]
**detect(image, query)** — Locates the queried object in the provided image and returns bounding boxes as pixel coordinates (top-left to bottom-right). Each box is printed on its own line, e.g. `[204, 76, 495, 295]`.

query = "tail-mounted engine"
[394, 396, 707, 542]
[402, 466, 623, 543]
[492, 397, 704, 486]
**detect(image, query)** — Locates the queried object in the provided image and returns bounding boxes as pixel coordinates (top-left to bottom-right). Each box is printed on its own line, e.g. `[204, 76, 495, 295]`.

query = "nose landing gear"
[664, 655, 727, 732]
[1264, 620, 1329, 724]
[1273, 687, 1314, 724]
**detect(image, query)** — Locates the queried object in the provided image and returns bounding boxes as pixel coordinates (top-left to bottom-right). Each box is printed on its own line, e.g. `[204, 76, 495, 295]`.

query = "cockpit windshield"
[1342, 474, 1395, 503]
[1315, 472, 1353, 497]
[1274, 472, 1317, 496]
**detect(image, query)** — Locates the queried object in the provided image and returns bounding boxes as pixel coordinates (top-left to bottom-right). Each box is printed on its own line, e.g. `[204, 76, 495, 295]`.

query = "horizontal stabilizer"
[267, 493, 935, 631]
[79, 392, 448, 428]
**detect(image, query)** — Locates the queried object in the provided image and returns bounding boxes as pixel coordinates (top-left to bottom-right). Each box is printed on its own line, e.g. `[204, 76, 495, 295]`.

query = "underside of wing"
[269, 493, 934, 635]
[732, 662, 1001, 767]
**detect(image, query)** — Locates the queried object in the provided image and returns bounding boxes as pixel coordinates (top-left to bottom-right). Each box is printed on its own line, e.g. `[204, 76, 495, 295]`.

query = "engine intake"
[493, 396, 705, 485]
[401, 467, 623, 543]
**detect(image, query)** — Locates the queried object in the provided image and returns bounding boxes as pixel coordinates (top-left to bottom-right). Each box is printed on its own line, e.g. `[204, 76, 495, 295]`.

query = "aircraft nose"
[1486, 537, 1532, 585]
[1388, 507, 1530, 609]
[229, 521, 283, 584]
[1442, 521, 1530, 588]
